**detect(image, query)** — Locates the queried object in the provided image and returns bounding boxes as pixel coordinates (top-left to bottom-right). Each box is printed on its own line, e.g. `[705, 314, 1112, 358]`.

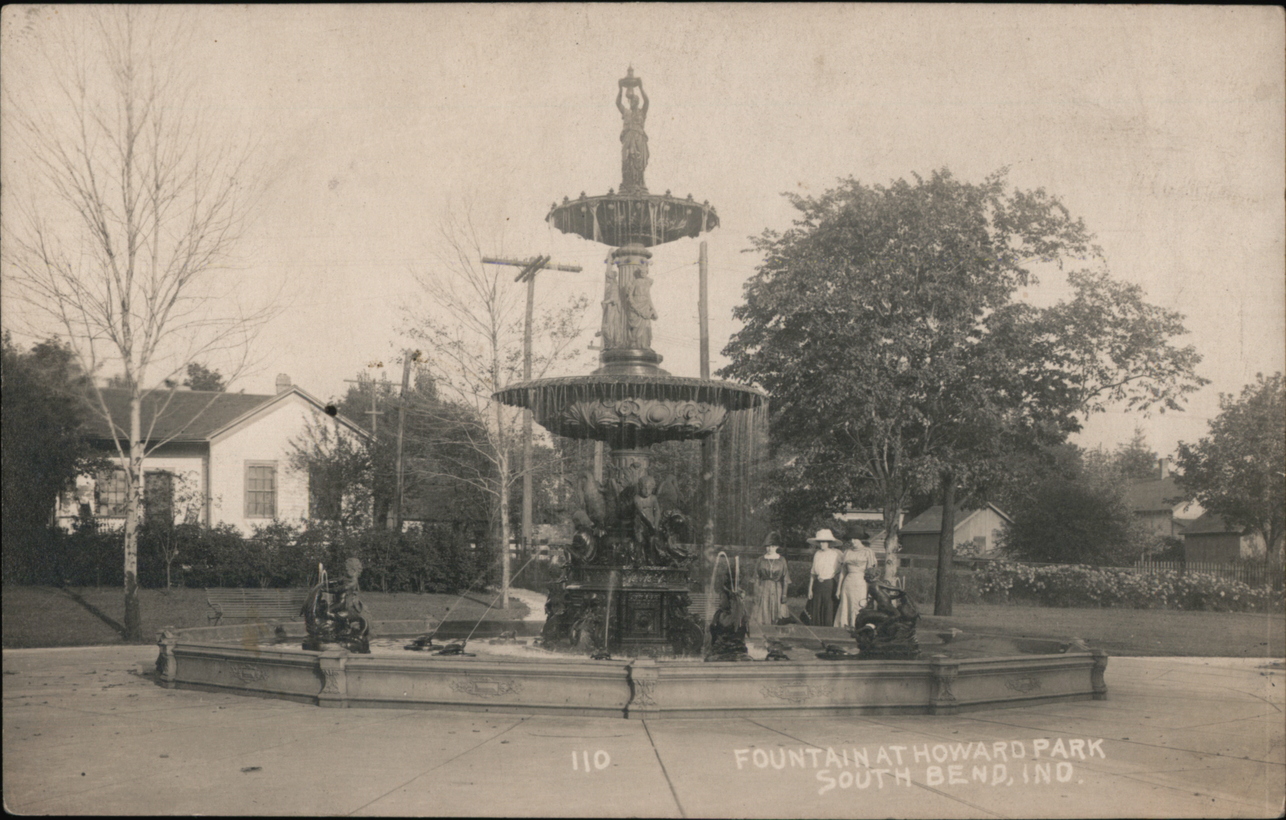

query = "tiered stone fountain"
[495, 68, 764, 657]
[155, 70, 1108, 717]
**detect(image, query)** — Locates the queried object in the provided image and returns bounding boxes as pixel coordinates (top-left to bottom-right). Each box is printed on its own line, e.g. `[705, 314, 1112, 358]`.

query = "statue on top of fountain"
[616, 68, 649, 195]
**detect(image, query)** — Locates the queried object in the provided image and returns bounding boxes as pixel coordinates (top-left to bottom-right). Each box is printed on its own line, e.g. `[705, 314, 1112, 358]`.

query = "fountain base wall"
[157, 621, 1108, 718]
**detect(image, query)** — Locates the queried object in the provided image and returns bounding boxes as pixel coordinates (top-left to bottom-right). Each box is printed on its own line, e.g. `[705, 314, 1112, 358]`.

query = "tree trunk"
[497, 434, 511, 612]
[882, 501, 902, 585]
[934, 472, 956, 616]
[124, 395, 144, 641]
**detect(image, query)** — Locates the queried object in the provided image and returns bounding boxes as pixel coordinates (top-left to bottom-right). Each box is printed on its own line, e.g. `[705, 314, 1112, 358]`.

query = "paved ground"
[3, 645, 1282, 818]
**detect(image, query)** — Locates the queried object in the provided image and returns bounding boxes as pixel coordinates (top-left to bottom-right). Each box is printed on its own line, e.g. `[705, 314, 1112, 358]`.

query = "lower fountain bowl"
[156, 621, 1109, 718]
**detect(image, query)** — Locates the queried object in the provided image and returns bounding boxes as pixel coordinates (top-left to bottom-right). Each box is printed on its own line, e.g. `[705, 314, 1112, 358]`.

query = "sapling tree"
[407, 207, 589, 608]
[3, 8, 275, 638]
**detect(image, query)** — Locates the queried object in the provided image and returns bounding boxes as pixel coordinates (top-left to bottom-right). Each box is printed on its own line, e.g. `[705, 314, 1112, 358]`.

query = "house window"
[95, 469, 129, 517]
[144, 471, 175, 524]
[245, 462, 277, 518]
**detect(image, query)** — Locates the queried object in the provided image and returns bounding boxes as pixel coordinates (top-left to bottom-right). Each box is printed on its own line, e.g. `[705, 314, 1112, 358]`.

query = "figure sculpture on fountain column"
[568, 510, 601, 566]
[633, 475, 663, 561]
[600, 254, 626, 349]
[623, 266, 657, 349]
[617, 69, 649, 194]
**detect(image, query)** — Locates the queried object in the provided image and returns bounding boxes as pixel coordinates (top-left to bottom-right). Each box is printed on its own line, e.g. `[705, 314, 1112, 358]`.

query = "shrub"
[56, 520, 123, 587]
[975, 561, 1284, 612]
[898, 568, 983, 606]
[181, 523, 266, 588]
[786, 560, 812, 598]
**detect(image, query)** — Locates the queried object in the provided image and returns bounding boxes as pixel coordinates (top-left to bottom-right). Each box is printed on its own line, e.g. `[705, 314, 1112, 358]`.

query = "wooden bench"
[205, 588, 309, 625]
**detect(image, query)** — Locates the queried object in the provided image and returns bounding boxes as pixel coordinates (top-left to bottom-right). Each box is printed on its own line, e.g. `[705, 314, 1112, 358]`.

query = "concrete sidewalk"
[3, 646, 1282, 817]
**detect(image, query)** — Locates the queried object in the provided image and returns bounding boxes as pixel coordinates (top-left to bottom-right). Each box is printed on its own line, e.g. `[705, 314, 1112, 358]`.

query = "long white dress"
[834, 546, 877, 628]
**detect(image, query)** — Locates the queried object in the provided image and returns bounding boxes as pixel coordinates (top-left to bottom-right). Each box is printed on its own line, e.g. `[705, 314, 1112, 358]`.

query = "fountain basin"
[547, 192, 718, 248]
[495, 374, 765, 444]
[157, 620, 1108, 718]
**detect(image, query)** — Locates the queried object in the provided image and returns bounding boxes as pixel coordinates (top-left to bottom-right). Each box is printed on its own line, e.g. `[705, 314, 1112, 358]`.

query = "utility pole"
[699, 240, 717, 547]
[481, 255, 582, 608]
[392, 350, 418, 533]
[698, 241, 718, 651]
[343, 376, 385, 527]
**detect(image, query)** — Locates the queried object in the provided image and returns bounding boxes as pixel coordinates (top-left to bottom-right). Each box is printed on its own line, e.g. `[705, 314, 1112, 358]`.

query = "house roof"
[1124, 476, 1187, 513]
[1183, 511, 1249, 536]
[902, 503, 1013, 535]
[83, 386, 365, 444]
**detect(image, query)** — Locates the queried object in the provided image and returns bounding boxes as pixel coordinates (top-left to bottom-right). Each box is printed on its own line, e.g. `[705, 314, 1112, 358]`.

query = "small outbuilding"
[898, 503, 1013, 557]
[1182, 512, 1268, 563]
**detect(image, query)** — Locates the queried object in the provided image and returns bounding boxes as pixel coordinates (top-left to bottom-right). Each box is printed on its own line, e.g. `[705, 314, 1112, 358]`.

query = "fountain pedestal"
[564, 566, 700, 657]
[500, 68, 764, 658]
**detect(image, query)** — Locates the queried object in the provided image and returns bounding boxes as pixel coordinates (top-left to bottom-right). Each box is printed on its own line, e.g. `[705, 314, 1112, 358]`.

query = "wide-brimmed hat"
[761, 531, 780, 548]
[807, 528, 840, 546]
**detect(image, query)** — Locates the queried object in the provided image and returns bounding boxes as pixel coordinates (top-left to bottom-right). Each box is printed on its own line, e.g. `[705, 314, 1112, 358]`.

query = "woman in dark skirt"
[806, 529, 842, 628]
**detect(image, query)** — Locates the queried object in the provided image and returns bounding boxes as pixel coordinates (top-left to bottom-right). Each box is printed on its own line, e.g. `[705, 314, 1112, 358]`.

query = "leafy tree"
[721, 168, 1205, 613]
[1000, 447, 1156, 566]
[183, 363, 227, 392]
[1113, 427, 1160, 481]
[289, 413, 374, 529]
[334, 373, 399, 526]
[1176, 373, 1286, 557]
[291, 365, 496, 537]
[1, 334, 102, 583]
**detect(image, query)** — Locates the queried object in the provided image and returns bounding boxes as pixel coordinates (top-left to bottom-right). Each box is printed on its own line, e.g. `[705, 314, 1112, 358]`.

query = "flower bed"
[976, 561, 1284, 612]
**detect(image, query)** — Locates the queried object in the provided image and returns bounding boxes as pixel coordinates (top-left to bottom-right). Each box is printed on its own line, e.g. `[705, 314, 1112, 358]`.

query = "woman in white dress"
[834, 537, 878, 629]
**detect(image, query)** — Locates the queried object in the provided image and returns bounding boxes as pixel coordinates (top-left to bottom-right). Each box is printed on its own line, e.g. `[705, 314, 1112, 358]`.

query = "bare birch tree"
[407, 207, 588, 610]
[2, 8, 274, 639]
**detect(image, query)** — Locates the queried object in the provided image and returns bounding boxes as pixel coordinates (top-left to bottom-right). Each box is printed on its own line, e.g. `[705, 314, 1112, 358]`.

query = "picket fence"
[1134, 559, 1285, 589]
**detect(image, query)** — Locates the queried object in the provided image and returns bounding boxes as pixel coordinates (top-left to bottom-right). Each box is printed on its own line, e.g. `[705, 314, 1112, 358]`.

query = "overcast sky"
[3, 4, 1282, 459]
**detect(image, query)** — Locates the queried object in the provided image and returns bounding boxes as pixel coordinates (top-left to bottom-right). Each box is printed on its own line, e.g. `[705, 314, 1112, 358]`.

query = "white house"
[59, 375, 366, 534]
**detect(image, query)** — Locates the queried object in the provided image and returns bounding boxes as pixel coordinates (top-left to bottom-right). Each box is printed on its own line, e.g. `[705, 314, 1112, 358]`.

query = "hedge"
[975, 561, 1284, 612]
[10, 520, 495, 594]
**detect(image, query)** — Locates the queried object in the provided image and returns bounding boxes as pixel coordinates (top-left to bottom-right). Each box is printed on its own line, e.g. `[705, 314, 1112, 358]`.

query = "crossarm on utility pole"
[480, 254, 582, 609]
[481, 256, 583, 281]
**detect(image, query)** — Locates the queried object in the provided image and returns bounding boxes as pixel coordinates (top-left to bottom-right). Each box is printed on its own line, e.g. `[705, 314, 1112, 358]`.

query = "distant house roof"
[83, 386, 364, 444]
[1183, 511, 1250, 536]
[902, 503, 1013, 535]
[1124, 477, 1187, 513]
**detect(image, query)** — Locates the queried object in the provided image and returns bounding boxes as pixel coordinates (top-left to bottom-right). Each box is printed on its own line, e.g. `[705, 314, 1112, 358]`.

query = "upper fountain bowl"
[547, 192, 718, 248]
[494, 373, 765, 446]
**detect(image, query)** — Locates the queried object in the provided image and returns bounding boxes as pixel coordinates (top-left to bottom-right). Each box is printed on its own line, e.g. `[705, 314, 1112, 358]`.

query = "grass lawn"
[5, 585, 1282, 657]
[785, 596, 1284, 657]
[919, 603, 1284, 658]
[1, 585, 530, 649]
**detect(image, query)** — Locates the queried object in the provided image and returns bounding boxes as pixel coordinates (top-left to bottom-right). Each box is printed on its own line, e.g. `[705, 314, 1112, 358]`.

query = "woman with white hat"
[806, 529, 842, 627]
